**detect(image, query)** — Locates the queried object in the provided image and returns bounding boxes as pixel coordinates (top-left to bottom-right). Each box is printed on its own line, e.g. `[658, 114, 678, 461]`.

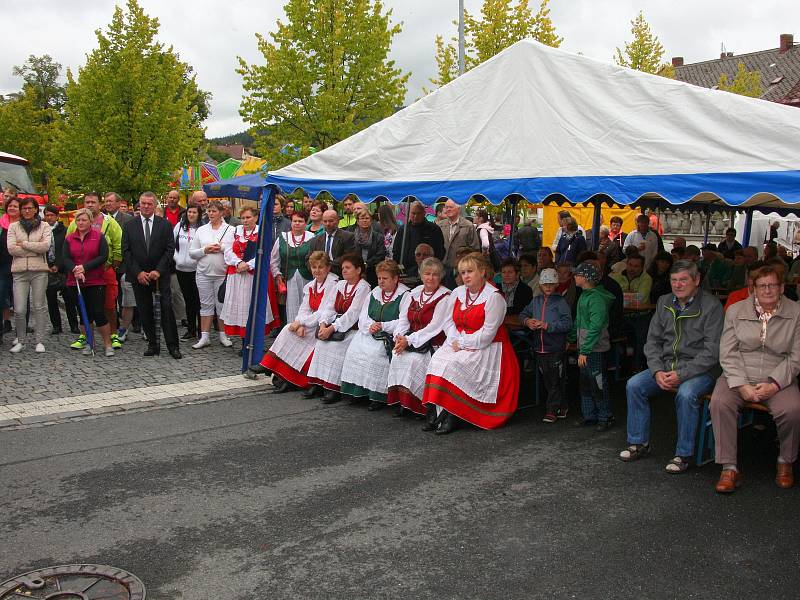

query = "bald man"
[190, 190, 209, 223]
[309, 209, 356, 276]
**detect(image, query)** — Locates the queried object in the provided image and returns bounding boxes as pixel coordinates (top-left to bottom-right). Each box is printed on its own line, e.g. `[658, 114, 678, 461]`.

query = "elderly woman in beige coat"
[710, 264, 800, 493]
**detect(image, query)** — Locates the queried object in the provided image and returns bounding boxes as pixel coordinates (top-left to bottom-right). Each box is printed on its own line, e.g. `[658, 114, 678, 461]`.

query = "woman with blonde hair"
[422, 253, 519, 434]
[247, 251, 338, 391]
[388, 257, 450, 417]
[340, 259, 409, 410]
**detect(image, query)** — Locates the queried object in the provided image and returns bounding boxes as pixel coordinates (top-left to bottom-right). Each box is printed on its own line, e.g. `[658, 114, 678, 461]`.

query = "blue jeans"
[625, 369, 715, 457]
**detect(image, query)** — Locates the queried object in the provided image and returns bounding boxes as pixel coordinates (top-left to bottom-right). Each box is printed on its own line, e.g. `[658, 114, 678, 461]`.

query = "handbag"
[372, 330, 395, 358]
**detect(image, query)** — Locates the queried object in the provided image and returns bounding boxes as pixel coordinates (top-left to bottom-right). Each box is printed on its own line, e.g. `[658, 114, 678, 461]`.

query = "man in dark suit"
[122, 191, 182, 359]
[104, 192, 134, 228]
[393, 201, 445, 275]
[309, 209, 356, 276]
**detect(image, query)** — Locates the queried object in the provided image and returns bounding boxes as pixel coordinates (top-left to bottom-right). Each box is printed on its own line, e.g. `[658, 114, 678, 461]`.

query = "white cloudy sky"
[1, 0, 798, 138]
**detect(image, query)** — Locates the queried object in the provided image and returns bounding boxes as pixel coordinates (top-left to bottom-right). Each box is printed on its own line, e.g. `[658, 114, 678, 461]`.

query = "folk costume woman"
[271, 211, 316, 324]
[340, 260, 409, 410]
[422, 253, 520, 434]
[220, 207, 279, 338]
[387, 257, 450, 417]
[306, 253, 372, 403]
[247, 251, 338, 391]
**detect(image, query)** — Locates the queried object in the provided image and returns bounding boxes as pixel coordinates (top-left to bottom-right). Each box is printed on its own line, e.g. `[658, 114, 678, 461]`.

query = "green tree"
[0, 86, 57, 190]
[718, 62, 762, 98]
[431, 0, 562, 88]
[614, 11, 673, 77]
[238, 0, 409, 170]
[54, 0, 207, 195]
[12, 55, 66, 113]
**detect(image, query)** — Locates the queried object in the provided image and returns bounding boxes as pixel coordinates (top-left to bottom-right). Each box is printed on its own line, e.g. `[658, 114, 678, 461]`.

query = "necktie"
[325, 234, 333, 258]
[144, 218, 151, 249]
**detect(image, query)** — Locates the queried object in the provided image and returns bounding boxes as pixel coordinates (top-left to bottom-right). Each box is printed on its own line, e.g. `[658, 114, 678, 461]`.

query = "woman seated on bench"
[710, 264, 800, 493]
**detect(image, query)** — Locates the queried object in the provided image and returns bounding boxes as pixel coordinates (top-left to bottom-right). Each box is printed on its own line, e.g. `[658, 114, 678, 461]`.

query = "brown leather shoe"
[775, 462, 794, 489]
[715, 469, 742, 494]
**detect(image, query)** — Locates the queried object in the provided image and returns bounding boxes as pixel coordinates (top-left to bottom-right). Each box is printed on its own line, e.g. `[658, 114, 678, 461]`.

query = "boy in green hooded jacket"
[569, 261, 615, 430]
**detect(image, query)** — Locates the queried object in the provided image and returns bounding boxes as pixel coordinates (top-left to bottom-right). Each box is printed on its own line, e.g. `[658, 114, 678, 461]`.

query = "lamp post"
[458, 0, 465, 75]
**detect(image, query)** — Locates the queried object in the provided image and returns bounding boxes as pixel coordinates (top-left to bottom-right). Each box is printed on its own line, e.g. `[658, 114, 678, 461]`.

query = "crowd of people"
[3, 186, 799, 493]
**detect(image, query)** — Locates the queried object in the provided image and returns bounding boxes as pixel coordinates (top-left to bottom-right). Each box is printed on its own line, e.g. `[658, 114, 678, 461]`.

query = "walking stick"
[75, 278, 94, 356]
[152, 278, 162, 354]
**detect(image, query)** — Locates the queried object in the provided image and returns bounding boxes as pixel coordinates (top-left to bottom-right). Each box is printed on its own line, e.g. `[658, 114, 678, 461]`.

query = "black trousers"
[175, 270, 201, 334]
[46, 277, 79, 331]
[131, 276, 179, 350]
[66, 285, 108, 327]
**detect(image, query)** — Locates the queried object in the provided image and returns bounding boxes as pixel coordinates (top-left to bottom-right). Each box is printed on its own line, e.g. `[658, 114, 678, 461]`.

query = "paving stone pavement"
[0, 322, 257, 406]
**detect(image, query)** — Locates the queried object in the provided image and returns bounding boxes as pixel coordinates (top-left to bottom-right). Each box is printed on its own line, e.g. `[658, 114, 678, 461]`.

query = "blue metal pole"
[242, 185, 276, 373]
[742, 208, 754, 247]
[590, 198, 602, 251]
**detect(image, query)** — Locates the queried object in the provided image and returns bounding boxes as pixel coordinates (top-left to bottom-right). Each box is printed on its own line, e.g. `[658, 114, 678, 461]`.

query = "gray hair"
[670, 259, 699, 278]
[139, 191, 157, 201]
[419, 257, 444, 277]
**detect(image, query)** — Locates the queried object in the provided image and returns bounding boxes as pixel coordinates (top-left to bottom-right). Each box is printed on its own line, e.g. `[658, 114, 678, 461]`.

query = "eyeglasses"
[755, 283, 781, 291]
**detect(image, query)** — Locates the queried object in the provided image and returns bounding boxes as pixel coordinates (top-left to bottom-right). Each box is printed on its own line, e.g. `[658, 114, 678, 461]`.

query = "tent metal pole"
[242, 185, 276, 373]
[509, 197, 518, 257]
[702, 208, 711, 246]
[590, 199, 602, 251]
[398, 196, 412, 275]
[742, 208, 754, 247]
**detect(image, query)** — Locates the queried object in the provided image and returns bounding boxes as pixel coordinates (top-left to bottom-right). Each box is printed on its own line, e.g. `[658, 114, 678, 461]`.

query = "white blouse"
[394, 285, 451, 348]
[270, 230, 316, 278]
[442, 285, 506, 350]
[294, 273, 339, 328]
[356, 284, 410, 336]
[188, 222, 235, 277]
[316, 278, 372, 333]
[223, 224, 260, 270]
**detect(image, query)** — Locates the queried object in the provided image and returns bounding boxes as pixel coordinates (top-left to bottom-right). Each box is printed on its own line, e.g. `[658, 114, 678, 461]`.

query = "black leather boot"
[322, 389, 341, 404]
[422, 405, 439, 432]
[435, 410, 458, 435]
[272, 375, 289, 393]
[248, 363, 271, 376]
[302, 385, 321, 398]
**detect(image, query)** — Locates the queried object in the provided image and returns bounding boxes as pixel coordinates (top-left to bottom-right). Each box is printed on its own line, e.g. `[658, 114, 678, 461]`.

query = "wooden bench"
[695, 395, 770, 465]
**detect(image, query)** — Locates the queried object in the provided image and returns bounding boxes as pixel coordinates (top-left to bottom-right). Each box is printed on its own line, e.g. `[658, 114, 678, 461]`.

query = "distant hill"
[207, 131, 254, 146]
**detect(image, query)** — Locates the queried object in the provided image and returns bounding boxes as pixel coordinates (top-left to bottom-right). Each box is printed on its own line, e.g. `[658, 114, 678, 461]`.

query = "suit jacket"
[122, 214, 175, 281]
[113, 210, 134, 228]
[309, 228, 356, 275]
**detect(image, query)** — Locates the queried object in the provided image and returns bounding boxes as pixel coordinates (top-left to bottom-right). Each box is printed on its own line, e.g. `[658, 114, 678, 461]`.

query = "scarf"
[501, 281, 518, 307]
[20, 215, 42, 235]
[754, 296, 779, 346]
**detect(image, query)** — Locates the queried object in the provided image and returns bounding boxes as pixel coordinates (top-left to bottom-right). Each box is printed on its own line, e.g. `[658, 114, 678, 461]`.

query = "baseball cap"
[539, 268, 558, 284]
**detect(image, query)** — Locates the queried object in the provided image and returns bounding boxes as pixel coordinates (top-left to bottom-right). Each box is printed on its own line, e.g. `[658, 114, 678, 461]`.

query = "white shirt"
[188, 221, 235, 277]
[140, 214, 154, 240]
[622, 229, 658, 269]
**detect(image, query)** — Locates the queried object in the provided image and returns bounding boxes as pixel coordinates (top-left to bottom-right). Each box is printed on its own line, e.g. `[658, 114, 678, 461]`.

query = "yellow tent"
[541, 204, 641, 249]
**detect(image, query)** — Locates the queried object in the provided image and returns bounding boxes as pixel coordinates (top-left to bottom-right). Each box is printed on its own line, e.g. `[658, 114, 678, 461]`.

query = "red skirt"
[260, 351, 314, 389]
[387, 387, 426, 415]
[224, 273, 281, 338]
[422, 328, 519, 429]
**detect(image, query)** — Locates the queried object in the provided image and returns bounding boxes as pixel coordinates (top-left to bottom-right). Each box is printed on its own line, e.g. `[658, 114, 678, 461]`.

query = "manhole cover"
[0, 564, 145, 599]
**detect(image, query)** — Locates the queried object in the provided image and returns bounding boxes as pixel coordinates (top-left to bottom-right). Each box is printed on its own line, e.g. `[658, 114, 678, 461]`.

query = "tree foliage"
[718, 62, 762, 98]
[0, 86, 57, 190]
[614, 11, 673, 77]
[12, 55, 66, 113]
[54, 0, 207, 196]
[238, 0, 409, 170]
[431, 0, 562, 88]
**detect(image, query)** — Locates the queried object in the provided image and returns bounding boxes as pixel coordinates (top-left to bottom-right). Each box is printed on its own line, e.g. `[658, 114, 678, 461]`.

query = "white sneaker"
[10, 342, 23, 353]
[192, 336, 211, 349]
[82, 346, 93, 356]
[219, 333, 233, 348]
[105, 347, 115, 357]
[35, 343, 45, 353]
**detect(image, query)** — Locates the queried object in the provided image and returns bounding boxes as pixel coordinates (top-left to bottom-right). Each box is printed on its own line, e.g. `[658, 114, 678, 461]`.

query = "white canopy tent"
[266, 39, 800, 208]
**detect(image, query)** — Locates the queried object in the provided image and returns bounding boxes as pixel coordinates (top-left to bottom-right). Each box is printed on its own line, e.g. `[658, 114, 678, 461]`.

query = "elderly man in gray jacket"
[618, 260, 724, 473]
[438, 199, 479, 287]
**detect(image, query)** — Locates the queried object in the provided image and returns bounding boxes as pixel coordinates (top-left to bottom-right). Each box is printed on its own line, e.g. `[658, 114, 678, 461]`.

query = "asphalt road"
[2, 388, 799, 599]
